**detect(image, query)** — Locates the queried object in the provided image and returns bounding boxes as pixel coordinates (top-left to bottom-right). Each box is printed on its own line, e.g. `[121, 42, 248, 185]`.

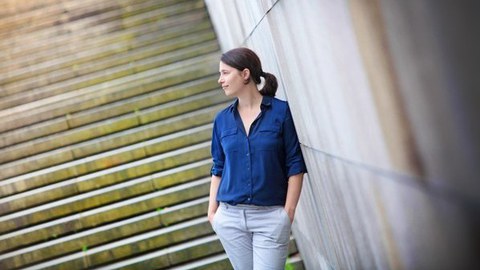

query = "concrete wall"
[205, 0, 480, 269]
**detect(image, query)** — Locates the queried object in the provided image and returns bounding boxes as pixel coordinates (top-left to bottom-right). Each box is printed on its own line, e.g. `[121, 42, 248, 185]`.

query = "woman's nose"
[217, 76, 223, 84]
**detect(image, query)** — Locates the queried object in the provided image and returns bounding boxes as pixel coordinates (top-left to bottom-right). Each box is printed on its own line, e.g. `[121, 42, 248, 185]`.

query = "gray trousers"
[212, 202, 291, 270]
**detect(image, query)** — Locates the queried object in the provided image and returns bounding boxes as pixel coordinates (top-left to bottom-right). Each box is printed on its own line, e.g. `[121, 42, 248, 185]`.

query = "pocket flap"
[259, 125, 281, 133]
[221, 127, 238, 138]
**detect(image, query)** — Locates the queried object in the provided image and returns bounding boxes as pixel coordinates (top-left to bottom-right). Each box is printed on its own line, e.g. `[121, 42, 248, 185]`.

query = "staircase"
[0, 0, 304, 269]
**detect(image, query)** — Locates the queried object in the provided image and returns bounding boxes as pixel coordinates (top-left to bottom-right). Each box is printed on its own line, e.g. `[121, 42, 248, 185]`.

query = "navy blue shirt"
[210, 96, 307, 206]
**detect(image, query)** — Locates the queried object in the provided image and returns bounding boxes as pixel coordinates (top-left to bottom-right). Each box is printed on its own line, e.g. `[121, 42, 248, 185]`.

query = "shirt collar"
[228, 96, 273, 113]
[261, 95, 273, 109]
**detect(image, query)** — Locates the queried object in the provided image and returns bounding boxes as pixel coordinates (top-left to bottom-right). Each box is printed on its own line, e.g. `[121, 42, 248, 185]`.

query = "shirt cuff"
[210, 166, 223, 176]
[287, 162, 307, 177]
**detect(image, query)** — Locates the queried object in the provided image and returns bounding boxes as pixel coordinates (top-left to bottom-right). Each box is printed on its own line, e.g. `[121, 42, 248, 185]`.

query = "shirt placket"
[246, 137, 252, 203]
[233, 105, 265, 204]
[246, 111, 264, 203]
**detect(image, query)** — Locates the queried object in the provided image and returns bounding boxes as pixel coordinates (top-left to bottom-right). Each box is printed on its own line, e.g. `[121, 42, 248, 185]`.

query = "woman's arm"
[282, 104, 307, 223]
[284, 173, 304, 223]
[208, 175, 222, 224]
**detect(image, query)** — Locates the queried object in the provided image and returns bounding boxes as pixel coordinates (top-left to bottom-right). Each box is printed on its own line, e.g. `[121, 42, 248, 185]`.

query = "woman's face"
[218, 61, 245, 97]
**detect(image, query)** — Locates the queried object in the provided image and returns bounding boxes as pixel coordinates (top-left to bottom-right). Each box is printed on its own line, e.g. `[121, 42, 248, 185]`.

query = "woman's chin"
[223, 89, 235, 97]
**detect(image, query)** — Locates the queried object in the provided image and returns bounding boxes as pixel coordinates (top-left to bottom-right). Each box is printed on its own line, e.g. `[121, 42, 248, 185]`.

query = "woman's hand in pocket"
[284, 207, 295, 224]
[208, 210, 216, 224]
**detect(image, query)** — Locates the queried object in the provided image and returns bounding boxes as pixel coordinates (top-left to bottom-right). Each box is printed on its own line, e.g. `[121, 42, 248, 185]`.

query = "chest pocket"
[221, 127, 239, 153]
[257, 125, 282, 150]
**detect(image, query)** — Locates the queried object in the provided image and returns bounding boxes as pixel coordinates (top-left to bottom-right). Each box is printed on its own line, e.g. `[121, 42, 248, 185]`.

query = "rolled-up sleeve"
[210, 118, 224, 176]
[283, 105, 307, 177]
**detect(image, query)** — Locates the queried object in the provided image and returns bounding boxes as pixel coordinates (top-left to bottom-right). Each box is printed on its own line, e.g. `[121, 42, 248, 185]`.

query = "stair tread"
[0, 9, 209, 75]
[0, 103, 226, 172]
[0, 140, 211, 201]
[6, 216, 212, 269]
[0, 176, 211, 252]
[0, 0, 203, 48]
[96, 234, 222, 270]
[0, 75, 219, 149]
[1, 29, 215, 92]
[0, 125, 213, 213]
[0, 42, 219, 112]
[0, 91, 226, 167]
[0, 197, 210, 257]
[0, 53, 219, 123]
[0, 175, 211, 235]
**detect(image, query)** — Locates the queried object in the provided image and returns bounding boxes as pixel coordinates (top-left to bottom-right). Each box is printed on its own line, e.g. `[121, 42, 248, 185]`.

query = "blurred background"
[1, 0, 479, 269]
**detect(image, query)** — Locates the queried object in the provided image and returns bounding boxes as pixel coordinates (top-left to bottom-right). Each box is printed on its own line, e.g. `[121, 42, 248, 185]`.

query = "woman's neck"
[237, 85, 263, 110]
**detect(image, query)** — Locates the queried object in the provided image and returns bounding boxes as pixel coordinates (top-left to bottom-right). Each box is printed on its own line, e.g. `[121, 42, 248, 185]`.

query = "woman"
[208, 47, 307, 270]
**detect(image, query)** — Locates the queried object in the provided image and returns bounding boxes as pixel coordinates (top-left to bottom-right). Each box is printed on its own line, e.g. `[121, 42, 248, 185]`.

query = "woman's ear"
[242, 68, 251, 80]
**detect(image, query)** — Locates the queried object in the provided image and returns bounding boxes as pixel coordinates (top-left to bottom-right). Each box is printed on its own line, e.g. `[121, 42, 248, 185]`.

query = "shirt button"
[246, 153, 249, 156]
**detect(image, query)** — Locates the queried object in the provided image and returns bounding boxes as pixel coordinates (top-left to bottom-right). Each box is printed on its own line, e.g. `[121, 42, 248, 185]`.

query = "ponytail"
[259, 72, 277, 97]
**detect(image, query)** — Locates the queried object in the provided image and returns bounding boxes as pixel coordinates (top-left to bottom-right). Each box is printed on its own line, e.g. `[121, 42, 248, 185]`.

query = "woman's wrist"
[208, 201, 219, 223]
[284, 206, 296, 223]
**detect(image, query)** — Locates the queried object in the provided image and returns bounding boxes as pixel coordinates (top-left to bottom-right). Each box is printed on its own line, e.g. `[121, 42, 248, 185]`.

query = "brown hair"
[220, 47, 278, 97]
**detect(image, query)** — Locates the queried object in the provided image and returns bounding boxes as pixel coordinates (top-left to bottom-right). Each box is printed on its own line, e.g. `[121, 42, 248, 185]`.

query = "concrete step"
[2, 216, 213, 269]
[0, 0, 115, 31]
[0, 0, 63, 18]
[0, 1, 206, 77]
[0, 103, 227, 183]
[0, 0, 164, 33]
[0, 169, 211, 234]
[95, 234, 223, 270]
[0, 164, 212, 253]
[0, 124, 214, 215]
[0, 0, 189, 37]
[170, 253, 231, 270]
[0, 8, 209, 78]
[0, 0, 202, 49]
[0, 90, 227, 169]
[0, 75, 219, 149]
[0, 40, 219, 111]
[0, 75, 222, 165]
[1, 28, 215, 94]
[0, 137, 212, 202]
[0, 52, 220, 133]
[0, 196, 210, 266]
